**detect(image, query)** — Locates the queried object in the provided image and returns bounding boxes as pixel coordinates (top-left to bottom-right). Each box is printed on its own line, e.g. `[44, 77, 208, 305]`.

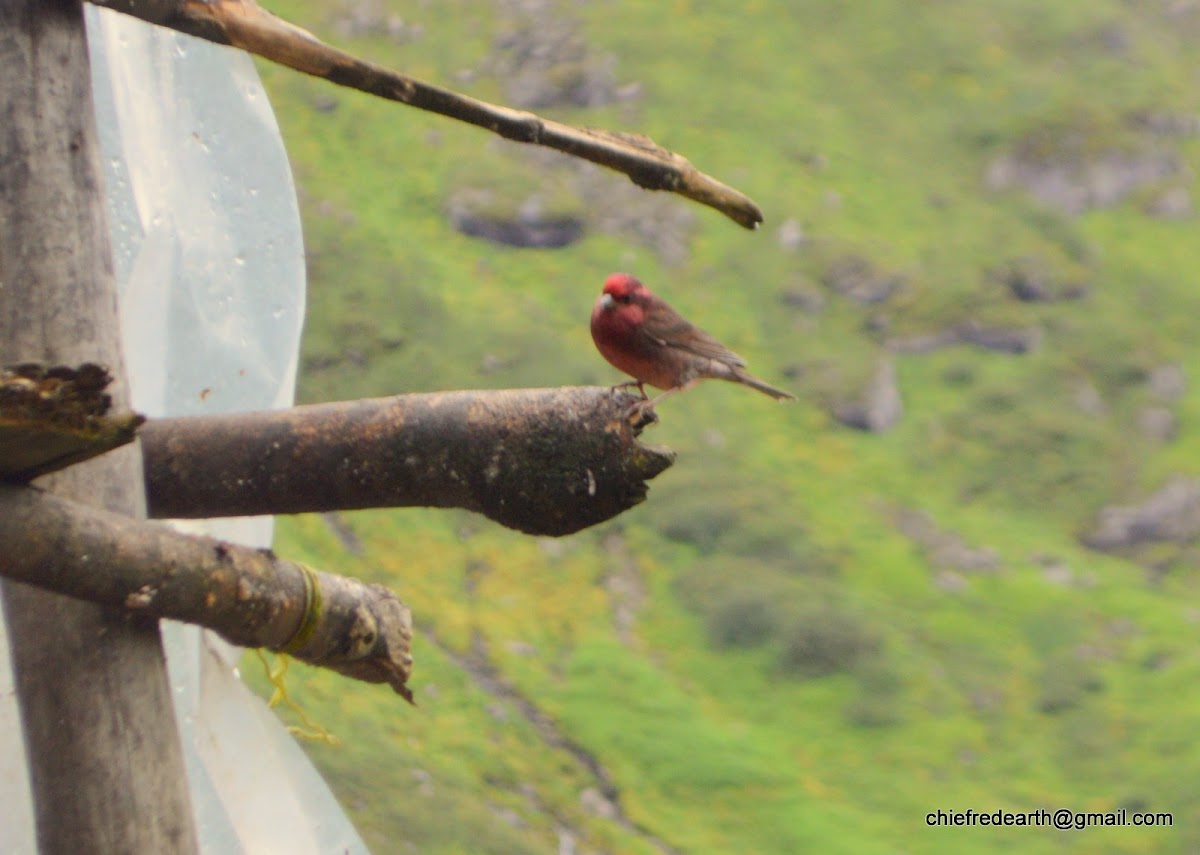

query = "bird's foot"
[623, 398, 659, 429]
[608, 380, 648, 400]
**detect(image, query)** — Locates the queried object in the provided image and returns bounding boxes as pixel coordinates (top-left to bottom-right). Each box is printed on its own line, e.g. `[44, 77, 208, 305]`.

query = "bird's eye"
[616, 294, 631, 304]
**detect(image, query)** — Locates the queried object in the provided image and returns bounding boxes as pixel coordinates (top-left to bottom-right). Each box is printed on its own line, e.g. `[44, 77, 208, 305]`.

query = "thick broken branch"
[0, 362, 144, 481]
[88, 0, 764, 229]
[143, 386, 674, 536]
[0, 484, 414, 700]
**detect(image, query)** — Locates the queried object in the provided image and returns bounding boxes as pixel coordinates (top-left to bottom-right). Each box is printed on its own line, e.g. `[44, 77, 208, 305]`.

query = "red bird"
[590, 272, 794, 407]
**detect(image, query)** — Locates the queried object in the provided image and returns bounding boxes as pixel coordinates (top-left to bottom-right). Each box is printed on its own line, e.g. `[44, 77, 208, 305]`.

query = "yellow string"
[253, 649, 340, 745]
[279, 563, 322, 656]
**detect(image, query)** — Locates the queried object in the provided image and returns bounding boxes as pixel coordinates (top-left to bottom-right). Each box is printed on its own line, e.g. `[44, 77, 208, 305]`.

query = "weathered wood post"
[0, 1, 200, 851]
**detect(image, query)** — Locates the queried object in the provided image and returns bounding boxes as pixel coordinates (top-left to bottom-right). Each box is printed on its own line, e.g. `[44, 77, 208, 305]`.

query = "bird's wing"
[639, 307, 747, 367]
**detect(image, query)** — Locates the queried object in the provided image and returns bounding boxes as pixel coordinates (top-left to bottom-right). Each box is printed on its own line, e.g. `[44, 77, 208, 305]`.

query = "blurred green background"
[248, 1, 1200, 851]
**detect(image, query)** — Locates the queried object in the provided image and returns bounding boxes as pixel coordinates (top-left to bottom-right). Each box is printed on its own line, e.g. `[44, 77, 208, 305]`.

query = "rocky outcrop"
[995, 258, 1091, 303]
[821, 254, 905, 304]
[1148, 363, 1186, 401]
[894, 508, 1001, 575]
[1144, 186, 1193, 220]
[485, 1, 627, 109]
[1081, 478, 1200, 551]
[887, 320, 1042, 355]
[330, 0, 425, 42]
[1137, 407, 1177, 443]
[986, 140, 1179, 215]
[448, 193, 585, 248]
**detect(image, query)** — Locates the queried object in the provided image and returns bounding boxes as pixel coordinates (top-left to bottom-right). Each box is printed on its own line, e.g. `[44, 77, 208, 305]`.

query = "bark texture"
[0, 2, 199, 851]
[142, 387, 675, 536]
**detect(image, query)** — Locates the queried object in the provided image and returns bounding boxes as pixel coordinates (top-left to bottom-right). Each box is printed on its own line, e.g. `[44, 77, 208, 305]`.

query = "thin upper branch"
[0, 483, 414, 700]
[142, 386, 674, 536]
[88, 0, 764, 229]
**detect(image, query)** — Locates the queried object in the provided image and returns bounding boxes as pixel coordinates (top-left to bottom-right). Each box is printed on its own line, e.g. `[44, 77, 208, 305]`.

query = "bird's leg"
[644, 383, 689, 408]
[625, 381, 694, 420]
[609, 380, 648, 399]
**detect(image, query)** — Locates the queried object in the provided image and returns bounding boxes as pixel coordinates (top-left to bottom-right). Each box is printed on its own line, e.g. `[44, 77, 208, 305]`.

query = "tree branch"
[0, 362, 143, 481]
[0, 484, 414, 700]
[87, 0, 764, 229]
[142, 386, 674, 536]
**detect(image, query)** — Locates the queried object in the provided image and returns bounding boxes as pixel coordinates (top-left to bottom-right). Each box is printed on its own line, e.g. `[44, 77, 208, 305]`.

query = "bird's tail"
[733, 370, 795, 400]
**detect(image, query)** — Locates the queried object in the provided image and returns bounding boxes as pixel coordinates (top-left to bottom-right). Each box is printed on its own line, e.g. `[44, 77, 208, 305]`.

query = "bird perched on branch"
[590, 272, 794, 409]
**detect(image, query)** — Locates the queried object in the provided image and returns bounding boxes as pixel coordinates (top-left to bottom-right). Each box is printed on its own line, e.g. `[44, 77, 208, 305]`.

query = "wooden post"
[0, 1, 200, 851]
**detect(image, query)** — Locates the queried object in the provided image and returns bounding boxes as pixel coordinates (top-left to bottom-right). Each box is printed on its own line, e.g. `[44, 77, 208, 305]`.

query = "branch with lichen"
[87, 0, 763, 229]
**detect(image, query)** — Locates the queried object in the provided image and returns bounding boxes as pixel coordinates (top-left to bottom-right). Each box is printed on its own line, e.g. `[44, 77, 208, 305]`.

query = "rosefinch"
[590, 272, 794, 407]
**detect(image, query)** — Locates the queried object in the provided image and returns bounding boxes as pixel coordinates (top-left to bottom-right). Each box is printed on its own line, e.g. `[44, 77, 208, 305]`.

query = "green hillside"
[248, 1, 1200, 852]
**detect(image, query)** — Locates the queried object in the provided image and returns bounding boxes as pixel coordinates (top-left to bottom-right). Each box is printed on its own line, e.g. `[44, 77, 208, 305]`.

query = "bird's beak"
[598, 293, 614, 310]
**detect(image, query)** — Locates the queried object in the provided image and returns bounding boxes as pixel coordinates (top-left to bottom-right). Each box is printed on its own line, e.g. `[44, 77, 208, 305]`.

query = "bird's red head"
[592, 273, 663, 386]
[593, 272, 649, 337]
[602, 273, 647, 303]
[595, 273, 649, 327]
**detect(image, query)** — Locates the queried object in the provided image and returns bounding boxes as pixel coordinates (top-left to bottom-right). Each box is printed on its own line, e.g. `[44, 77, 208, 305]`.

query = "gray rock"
[1073, 382, 1107, 416]
[1081, 477, 1200, 551]
[579, 787, 618, 820]
[1131, 111, 1200, 137]
[779, 282, 826, 313]
[776, 218, 806, 251]
[958, 320, 1042, 354]
[822, 254, 905, 304]
[887, 321, 1041, 355]
[1144, 186, 1193, 220]
[986, 139, 1179, 215]
[996, 258, 1090, 303]
[934, 570, 969, 592]
[487, 4, 622, 109]
[1137, 407, 1177, 443]
[1148, 363, 1186, 401]
[834, 358, 903, 432]
[449, 193, 585, 248]
[1033, 554, 1075, 586]
[895, 508, 1001, 574]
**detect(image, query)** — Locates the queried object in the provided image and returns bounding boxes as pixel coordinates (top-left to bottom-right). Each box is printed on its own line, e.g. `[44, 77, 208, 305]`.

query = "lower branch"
[141, 386, 675, 536]
[0, 484, 413, 700]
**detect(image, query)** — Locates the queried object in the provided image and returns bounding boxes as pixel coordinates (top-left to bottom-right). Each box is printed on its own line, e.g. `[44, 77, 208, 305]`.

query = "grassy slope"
[247, 1, 1200, 852]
